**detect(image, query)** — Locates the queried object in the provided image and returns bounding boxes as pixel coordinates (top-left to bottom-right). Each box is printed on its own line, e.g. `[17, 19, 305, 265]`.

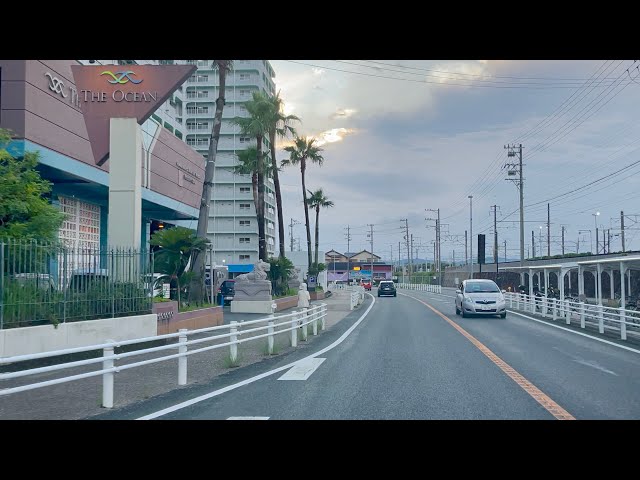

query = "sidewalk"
[0, 290, 356, 420]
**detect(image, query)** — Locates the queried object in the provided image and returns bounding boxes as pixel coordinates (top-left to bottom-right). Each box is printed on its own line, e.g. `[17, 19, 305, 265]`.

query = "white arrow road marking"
[227, 416, 270, 420]
[278, 357, 326, 381]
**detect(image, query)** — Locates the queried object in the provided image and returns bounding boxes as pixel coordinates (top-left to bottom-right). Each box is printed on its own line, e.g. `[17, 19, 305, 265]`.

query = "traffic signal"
[478, 234, 485, 264]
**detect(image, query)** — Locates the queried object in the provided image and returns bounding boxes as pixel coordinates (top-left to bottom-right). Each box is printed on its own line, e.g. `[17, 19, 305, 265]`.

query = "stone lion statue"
[235, 260, 270, 282]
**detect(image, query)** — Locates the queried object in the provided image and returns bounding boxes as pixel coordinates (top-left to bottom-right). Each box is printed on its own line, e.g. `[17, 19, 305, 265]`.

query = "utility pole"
[505, 144, 524, 282]
[426, 208, 441, 285]
[345, 225, 351, 284]
[398, 242, 402, 282]
[532, 230, 536, 258]
[468, 195, 473, 279]
[367, 224, 374, 283]
[503, 239, 507, 263]
[547, 203, 551, 257]
[465, 230, 468, 266]
[491, 205, 499, 280]
[402, 219, 411, 279]
[596, 227, 599, 254]
[607, 229, 611, 254]
[289, 218, 300, 252]
[562, 226, 565, 256]
[410, 233, 414, 282]
[621, 211, 626, 252]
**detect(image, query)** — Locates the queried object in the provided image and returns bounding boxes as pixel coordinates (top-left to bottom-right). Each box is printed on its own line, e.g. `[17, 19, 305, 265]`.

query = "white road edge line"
[507, 310, 640, 355]
[136, 294, 377, 420]
[227, 416, 270, 420]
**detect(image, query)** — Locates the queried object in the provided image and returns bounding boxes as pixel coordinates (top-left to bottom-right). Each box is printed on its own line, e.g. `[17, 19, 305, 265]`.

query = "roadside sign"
[162, 283, 170, 299]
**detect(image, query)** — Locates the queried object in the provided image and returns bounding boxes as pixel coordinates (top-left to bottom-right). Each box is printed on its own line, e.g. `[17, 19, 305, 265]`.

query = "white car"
[455, 279, 507, 319]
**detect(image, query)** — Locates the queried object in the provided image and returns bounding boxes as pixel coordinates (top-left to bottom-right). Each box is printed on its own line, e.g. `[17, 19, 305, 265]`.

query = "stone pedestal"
[231, 300, 276, 314]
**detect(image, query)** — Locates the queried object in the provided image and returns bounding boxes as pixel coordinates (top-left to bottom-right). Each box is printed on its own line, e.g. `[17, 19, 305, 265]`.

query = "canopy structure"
[500, 255, 640, 307]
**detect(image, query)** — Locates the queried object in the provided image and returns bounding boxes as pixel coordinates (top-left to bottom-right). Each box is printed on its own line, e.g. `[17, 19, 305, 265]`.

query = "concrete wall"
[0, 314, 157, 358]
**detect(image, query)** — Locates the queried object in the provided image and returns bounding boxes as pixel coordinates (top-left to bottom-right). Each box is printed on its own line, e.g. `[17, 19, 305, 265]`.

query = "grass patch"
[262, 340, 280, 356]
[223, 352, 242, 368]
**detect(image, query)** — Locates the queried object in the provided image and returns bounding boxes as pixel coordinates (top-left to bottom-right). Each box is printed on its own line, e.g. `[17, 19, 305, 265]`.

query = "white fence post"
[620, 307, 627, 340]
[178, 328, 188, 386]
[291, 310, 298, 347]
[302, 308, 308, 341]
[580, 302, 586, 328]
[565, 300, 571, 325]
[312, 308, 318, 336]
[542, 296, 547, 318]
[598, 305, 604, 334]
[268, 315, 275, 355]
[102, 342, 115, 408]
[321, 305, 326, 331]
[230, 321, 238, 363]
[552, 298, 557, 320]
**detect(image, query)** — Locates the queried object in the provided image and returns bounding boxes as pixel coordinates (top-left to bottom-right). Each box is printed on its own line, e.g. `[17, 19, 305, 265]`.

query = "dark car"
[218, 280, 235, 306]
[378, 280, 397, 297]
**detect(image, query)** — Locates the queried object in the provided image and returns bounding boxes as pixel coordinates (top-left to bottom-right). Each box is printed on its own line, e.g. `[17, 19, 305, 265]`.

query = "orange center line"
[401, 293, 576, 420]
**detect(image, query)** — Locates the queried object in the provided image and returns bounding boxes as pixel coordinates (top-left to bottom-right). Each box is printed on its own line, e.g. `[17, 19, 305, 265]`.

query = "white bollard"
[542, 297, 547, 318]
[565, 300, 571, 325]
[580, 302, 585, 329]
[178, 328, 188, 385]
[267, 315, 275, 355]
[291, 311, 298, 347]
[321, 306, 326, 330]
[552, 298, 557, 320]
[302, 308, 308, 341]
[620, 307, 627, 340]
[102, 342, 115, 408]
[230, 321, 238, 363]
[598, 305, 604, 334]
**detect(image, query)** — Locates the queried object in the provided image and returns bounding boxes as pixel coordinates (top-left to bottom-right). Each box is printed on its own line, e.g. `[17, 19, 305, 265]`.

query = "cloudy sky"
[270, 60, 640, 263]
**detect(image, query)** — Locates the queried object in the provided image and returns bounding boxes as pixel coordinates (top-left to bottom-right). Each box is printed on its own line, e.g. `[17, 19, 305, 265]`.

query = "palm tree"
[307, 188, 334, 269]
[151, 226, 208, 307]
[282, 136, 325, 278]
[192, 60, 232, 302]
[233, 146, 277, 222]
[263, 91, 300, 259]
[232, 91, 272, 261]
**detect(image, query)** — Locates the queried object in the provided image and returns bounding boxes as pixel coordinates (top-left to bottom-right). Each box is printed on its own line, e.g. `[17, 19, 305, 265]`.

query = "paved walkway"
[0, 290, 357, 420]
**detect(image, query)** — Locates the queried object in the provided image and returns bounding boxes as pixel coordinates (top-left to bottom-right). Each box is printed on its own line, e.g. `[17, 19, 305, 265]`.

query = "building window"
[240, 187, 250, 193]
[239, 203, 250, 211]
[58, 196, 101, 248]
[240, 220, 251, 226]
[239, 73, 250, 80]
[239, 237, 250, 244]
[239, 136, 251, 143]
[240, 89, 250, 97]
[186, 106, 209, 115]
[188, 74, 209, 83]
[239, 254, 250, 260]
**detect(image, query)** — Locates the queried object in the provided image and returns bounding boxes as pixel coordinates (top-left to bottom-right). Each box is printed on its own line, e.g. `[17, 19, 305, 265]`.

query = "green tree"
[0, 128, 64, 242]
[267, 255, 295, 296]
[282, 136, 325, 279]
[150, 226, 208, 307]
[263, 91, 300, 259]
[232, 91, 273, 261]
[307, 188, 334, 271]
[192, 60, 233, 303]
[234, 146, 277, 220]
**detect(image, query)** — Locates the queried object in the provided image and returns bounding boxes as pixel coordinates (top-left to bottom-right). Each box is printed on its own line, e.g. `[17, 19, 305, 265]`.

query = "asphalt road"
[92, 287, 640, 420]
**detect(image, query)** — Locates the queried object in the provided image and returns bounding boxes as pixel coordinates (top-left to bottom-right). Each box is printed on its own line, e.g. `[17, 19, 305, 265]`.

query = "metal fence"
[505, 292, 640, 341]
[398, 283, 443, 294]
[0, 303, 328, 408]
[0, 240, 154, 329]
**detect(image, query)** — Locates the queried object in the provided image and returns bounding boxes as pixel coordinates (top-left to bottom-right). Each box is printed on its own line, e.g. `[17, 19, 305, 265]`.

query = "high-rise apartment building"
[182, 60, 277, 266]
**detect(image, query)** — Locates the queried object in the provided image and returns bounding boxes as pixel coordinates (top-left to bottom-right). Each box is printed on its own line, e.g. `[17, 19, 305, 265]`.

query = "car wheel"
[461, 309, 468, 318]
[394, 293, 397, 297]
[500, 312, 506, 319]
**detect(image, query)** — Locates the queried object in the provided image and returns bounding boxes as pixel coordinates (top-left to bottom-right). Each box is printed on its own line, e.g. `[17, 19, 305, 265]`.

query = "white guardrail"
[398, 283, 442, 294]
[349, 286, 365, 310]
[0, 303, 328, 408]
[504, 292, 640, 341]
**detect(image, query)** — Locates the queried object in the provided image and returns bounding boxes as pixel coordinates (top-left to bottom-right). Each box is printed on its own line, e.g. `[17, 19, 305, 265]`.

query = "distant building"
[325, 249, 390, 282]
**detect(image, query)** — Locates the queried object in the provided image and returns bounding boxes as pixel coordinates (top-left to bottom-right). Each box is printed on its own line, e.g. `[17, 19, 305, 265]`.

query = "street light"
[539, 226, 543, 257]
